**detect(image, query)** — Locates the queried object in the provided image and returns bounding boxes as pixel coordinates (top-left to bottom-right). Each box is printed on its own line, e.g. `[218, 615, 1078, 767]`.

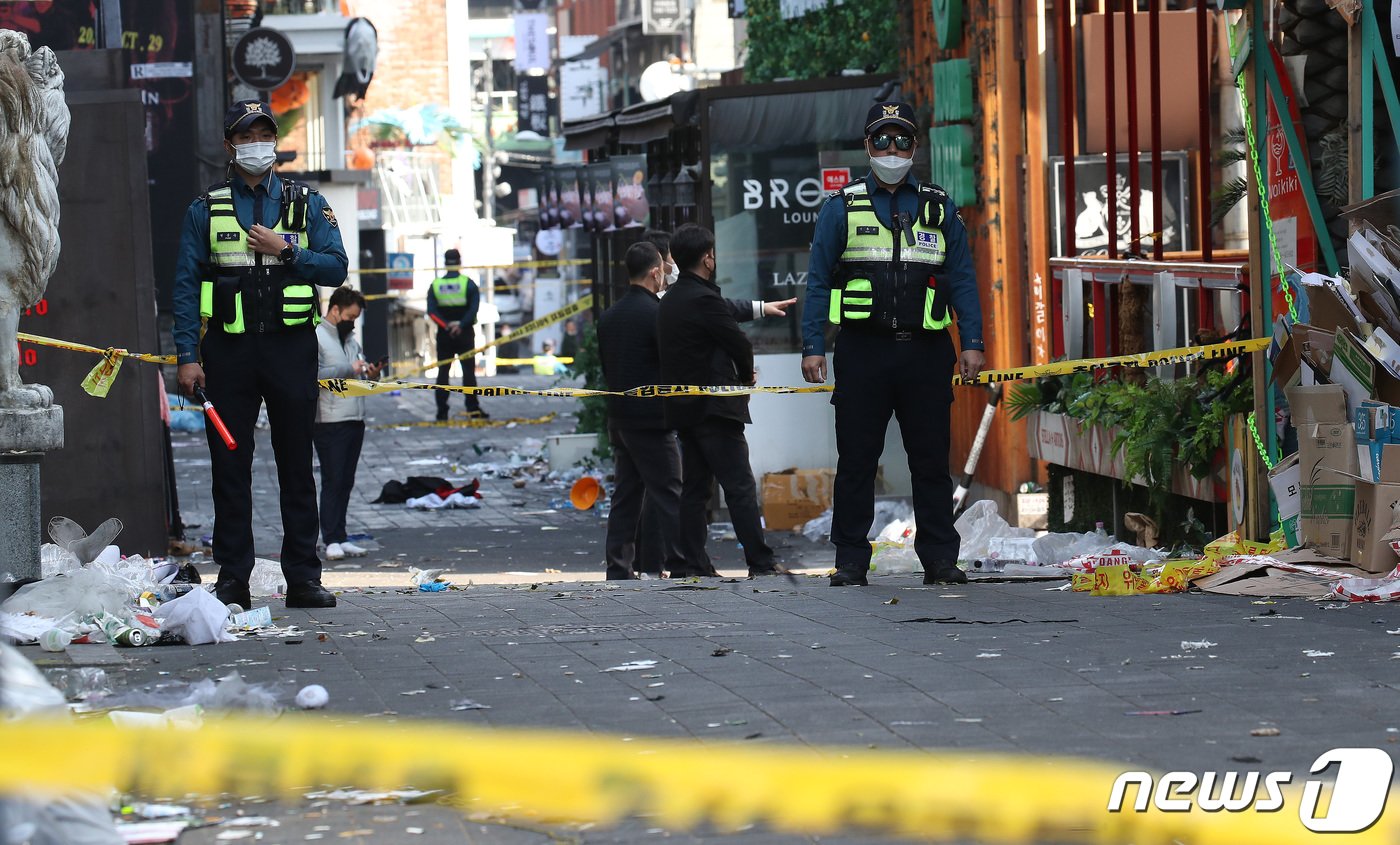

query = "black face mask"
[336, 321, 354, 343]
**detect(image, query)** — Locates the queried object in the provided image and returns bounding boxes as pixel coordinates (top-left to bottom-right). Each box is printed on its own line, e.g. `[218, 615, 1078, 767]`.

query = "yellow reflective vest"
[198, 183, 315, 334]
[828, 181, 953, 332]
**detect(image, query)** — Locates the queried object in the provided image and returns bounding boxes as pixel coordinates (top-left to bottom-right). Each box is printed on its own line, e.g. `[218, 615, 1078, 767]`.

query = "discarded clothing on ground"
[372, 476, 479, 504]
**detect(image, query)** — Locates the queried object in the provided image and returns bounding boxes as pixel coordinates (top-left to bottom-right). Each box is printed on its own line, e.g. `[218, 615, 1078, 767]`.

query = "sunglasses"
[869, 133, 916, 152]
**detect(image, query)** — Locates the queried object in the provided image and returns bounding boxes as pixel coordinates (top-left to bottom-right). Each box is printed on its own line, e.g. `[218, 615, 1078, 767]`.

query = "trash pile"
[1, 517, 305, 651]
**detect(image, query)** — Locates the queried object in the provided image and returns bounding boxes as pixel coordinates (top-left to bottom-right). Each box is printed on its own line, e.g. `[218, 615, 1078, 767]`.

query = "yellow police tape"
[406, 294, 593, 377]
[325, 337, 1272, 399]
[3, 715, 1391, 843]
[351, 258, 591, 276]
[363, 278, 592, 300]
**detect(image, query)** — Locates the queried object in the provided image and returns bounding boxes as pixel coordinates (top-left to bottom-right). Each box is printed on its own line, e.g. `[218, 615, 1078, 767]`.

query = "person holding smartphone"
[315, 286, 381, 560]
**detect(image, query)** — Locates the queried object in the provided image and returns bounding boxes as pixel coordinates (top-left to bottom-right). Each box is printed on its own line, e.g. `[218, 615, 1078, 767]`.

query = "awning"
[562, 112, 614, 151]
[707, 84, 882, 150]
[614, 90, 700, 145]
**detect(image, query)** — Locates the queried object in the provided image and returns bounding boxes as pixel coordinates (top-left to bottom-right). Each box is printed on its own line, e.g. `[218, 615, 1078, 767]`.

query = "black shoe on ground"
[923, 564, 969, 585]
[214, 578, 252, 611]
[829, 569, 869, 587]
[748, 563, 791, 577]
[466, 409, 489, 420]
[286, 581, 337, 608]
[435, 409, 449, 422]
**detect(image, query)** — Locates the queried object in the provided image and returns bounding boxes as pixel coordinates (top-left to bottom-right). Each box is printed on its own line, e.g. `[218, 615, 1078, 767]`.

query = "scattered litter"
[449, 699, 491, 711]
[603, 660, 658, 672]
[294, 684, 329, 710]
[955, 500, 1035, 562]
[1251, 727, 1282, 737]
[414, 634, 436, 643]
[154, 588, 237, 645]
[248, 559, 286, 597]
[1180, 640, 1217, 651]
[954, 717, 983, 723]
[883, 598, 899, 605]
[229, 606, 272, 629]
[975, 652, 1002, 658]
[303, 789, 441, 805]
[400, 689, 427, 696]
[1303, 649, 1335, 658]
[1126, 709, 1202, 716]
[711, 647, 732, 657]
[418, 583, 449, 593]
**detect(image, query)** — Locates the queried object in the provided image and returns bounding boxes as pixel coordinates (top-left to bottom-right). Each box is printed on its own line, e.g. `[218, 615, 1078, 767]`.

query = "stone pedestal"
[0, 405, 63, 582]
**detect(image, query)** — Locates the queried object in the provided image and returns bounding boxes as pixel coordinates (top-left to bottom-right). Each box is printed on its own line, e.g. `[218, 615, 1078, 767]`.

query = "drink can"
[110, 626, 150, 647]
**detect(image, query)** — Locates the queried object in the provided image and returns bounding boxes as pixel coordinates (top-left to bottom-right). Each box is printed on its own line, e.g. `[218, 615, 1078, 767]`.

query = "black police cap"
[865, 101, 917, 136]
[224, 99, 280, 137]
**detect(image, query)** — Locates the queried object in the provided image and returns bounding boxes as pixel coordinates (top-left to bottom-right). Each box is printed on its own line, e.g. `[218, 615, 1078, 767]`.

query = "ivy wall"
[743, 0, 900, 84]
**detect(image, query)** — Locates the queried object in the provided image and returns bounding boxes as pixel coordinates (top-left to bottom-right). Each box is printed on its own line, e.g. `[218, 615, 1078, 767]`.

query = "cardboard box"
[1288, 384, 1358, 559]
[761, 468, 836, 532]
[1351, 443, 1400, 573]
[1267, 453, 1301, 548]
[1329, 330, 1400, 420]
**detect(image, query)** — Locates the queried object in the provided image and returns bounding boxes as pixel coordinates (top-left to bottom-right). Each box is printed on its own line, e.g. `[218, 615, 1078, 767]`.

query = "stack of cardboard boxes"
[1274, 211, 1400, 575]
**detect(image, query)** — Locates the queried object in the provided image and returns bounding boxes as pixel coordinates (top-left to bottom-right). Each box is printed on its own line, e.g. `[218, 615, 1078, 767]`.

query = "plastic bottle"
[39, 629, 72, 652]
[1094, 521, 1108, 539]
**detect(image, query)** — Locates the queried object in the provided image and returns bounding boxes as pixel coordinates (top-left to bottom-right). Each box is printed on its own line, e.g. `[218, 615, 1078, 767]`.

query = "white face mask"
[869, 154, 914, 184]
[233, 141, 277, 175]
[665, 261, 679, 287]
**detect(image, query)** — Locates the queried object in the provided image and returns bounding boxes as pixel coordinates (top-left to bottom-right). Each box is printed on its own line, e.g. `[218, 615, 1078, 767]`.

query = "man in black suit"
[596, 242, 700, 580]
[658, 224, 787, 578]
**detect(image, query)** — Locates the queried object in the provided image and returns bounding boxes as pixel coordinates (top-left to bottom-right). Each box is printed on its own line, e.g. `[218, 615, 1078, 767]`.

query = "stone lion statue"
[0, 30, 68, 409]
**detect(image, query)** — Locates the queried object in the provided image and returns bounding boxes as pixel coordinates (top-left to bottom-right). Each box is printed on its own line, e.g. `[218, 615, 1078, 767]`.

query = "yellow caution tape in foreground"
[325, 337, 1271, 399]
[407, 294, 593, 377]
[4, 716, 1393, 843]
[18, 332, 176, 366]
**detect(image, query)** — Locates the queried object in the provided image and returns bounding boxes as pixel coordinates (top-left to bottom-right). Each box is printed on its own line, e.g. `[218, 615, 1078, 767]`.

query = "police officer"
[173, 100, 348, 610]
[800, 101, 986, 587]
[427, 249, 487, 421]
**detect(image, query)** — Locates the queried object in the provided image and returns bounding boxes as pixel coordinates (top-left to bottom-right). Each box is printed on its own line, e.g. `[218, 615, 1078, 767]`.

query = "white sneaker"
[340, 541, 369, 557]
[325, 542, 345, 561]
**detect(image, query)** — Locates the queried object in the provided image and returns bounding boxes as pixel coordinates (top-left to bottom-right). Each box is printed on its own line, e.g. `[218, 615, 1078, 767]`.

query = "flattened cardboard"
[761, 468, 836, 532]
[1192, 565, 1351, 598]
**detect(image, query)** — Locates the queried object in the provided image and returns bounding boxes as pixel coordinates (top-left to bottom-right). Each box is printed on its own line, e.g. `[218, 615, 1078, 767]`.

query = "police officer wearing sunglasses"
[800, 101, 985, 587]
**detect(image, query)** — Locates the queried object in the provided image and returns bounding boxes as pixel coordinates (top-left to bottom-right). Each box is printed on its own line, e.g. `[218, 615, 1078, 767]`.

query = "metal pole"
[99, 0, 123, 50]
[1104, 0, 1118, 262]
[1195, 0, 1211, 262]
[1125, 0, 1140, 253]
[482, 49, 496, 225]
[1150, 0, 1163, 261]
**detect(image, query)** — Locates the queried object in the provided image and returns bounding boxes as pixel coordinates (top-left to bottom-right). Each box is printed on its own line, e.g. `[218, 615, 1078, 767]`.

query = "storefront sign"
[821, 167, 851, 191]
[387, 252, 414, 291]
[644, 0, 684, 34]
[517, 74, 551, 136]
[513, 13, 549, 73]
[1049, 152, 1191, 257]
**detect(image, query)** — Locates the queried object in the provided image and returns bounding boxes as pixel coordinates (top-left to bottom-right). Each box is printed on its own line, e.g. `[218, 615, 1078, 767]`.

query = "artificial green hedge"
[744, 0, 900, 83]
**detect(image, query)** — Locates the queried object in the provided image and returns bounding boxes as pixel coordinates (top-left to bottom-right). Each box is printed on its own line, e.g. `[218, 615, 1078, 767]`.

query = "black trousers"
[201, 327, 321, 587]
[604, 424, 688, 579]
[633, 495, 665, 574]
[313, 420, 365, 545]
[677, 416, 774, 572]
[830, 329, 960, 574]
[434, 328, 481, 413]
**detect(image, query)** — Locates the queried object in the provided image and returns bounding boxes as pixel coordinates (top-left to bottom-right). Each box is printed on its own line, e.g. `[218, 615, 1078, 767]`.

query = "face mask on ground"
[336, 320, 354, 343]
[869, 154, 913, 183]
[234, 141, 277, 175]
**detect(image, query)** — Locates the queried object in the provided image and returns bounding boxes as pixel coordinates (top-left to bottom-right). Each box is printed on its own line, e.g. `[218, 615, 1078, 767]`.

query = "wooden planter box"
[1025, 411, 1224, 503]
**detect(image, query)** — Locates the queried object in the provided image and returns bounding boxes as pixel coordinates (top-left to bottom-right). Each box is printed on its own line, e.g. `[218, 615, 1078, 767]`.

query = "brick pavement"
[52, 574, 1400, 844]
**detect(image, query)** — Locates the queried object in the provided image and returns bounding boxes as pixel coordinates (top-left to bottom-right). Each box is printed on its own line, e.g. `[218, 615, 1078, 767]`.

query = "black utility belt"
[839, 325, 943, 341]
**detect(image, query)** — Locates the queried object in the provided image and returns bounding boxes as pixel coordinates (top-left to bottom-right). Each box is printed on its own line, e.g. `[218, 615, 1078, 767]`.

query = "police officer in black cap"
[800, 101, 986, 587]
[172, 100, 348, 609]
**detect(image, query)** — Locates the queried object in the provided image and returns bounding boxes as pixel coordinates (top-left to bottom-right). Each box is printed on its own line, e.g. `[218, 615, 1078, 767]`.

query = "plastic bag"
[85, 671, 280, 714]
[868, 500, 914, 541]
[249, 559, 286, 597]
[40, 544, 79, 579]
[800, 509, 833, 543]
[955, 500, 1034, 562]
[153, 587, 236, 645]
[1, 569, 136, 621]
[0, 641, 66, 716]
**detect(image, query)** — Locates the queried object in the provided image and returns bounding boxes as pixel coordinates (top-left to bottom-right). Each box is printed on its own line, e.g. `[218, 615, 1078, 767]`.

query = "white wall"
[316, 182, 360, 287]
[745, 351, 914, 498]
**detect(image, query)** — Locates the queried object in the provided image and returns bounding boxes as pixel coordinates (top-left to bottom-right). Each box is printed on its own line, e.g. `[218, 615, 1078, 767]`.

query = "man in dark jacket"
[658, 224, 786, 578]
[596, 242, 701, 580]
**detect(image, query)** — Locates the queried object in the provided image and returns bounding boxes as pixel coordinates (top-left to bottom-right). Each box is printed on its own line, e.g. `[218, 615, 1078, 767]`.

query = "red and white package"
[1329, 565, 1400, 602]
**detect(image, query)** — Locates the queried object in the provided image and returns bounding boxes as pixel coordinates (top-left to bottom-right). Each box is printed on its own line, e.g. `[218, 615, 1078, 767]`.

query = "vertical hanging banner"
[1264, 43, 1317, 317]
[517, 74, 551, 136]
[513, 13, 549, 73]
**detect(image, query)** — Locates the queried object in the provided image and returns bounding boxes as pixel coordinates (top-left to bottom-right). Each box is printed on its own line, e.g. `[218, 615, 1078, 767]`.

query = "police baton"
[193, 386, 238, 451]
